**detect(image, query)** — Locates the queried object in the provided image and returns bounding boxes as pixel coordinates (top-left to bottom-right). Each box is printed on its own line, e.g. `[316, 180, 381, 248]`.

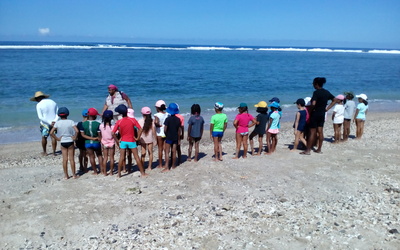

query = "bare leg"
[87, 148, 98, 175]
[68, 145, 77, 178]
[95, 149, 104, 175]
[212, 137, 219, 161]
[156, 136, 165, 168]
[132, 148, 148, 177]
[109, 147, 115, 175]
[343, 120, 350, 141]
[141, 143, 147, 168]
[265, 132, 272, 155]
[171, 144, 178, 168]
[233, 133, 242, 159]
[291, 131, 300, 151]
[51, 136, 57, 155]
[61, 146, 69, 179]
[194, 140, 200, 162]
[163, 143, 171, 171]
[242, 134, 249, 158]
[257, 135, 263, 155]
[117, 148, 126, 178]
[315, 126, 324, 153]
[147, 143, 154, 169]
[102, 148, 109, 176]
[188, 139, 193, 161]
[41, 137, 47, 156]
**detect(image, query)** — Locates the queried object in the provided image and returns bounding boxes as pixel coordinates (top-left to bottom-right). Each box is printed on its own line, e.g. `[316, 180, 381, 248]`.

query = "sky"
[0, 0, 399, 48]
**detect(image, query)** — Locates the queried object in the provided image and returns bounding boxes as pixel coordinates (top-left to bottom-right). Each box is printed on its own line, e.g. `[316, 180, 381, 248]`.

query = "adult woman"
[301, 77, 338, 155]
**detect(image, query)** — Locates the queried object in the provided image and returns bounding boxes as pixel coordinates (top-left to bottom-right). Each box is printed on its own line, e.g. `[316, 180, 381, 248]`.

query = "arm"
[210, 124, 214, 140]
[101, 102, 108, 114]
[50, 126, 61, 141]
[248, 118, 257, 128]
[81, 131, 99, 141]
[233, 119, 238, 129]
[154, 116, 161, 127]
[326, 98, 339, 112]
[200, 122, 204, 139]
[332, 111, 336, 121]
[353, 109, 359, 123]
[135, 127, 142, 141]
[294, 112, 300, 133]
[122, 93, 133, 109]
[187, 124, 192, 141]
[180, 125, 184, 140]
[72, 125, 79, 141]
[112, 131, 120, 147]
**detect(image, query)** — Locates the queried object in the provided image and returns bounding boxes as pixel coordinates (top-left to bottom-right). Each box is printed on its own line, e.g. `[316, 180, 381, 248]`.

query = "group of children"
[51, 92, 368, 179]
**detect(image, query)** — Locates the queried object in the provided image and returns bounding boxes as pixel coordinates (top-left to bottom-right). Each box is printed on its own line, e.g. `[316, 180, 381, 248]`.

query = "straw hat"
[30, 91, 49, 101]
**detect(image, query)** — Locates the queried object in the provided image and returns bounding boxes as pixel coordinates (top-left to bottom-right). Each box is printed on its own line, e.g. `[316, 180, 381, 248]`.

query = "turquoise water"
[0, 42, 399, 144]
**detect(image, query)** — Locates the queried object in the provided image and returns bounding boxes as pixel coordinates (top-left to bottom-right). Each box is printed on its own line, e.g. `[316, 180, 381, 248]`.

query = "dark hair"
[313, 77, 326, 87]
[102, 116, 112, 129]
[362, 100, 368, 105]
[142, 114, 153, 135]
[256, 107, 268, 114]
[239, 106, 248, 113]
[157, 104, 166, 112]
[191, 104, 201, 115]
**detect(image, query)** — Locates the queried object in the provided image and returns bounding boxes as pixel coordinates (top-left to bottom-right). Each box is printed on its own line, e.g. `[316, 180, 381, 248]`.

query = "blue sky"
[0, 0, 399, 48]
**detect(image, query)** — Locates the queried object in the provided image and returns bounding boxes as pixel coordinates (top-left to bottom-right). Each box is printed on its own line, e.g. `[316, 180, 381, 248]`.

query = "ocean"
[1, 41, 399, 144]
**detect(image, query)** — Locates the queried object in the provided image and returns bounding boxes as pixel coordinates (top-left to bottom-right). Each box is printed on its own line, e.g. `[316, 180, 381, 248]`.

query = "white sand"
[0, 112, 399, 249]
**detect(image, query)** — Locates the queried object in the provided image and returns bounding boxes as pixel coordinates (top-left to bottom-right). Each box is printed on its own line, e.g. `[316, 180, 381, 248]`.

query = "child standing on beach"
[154, 100, 169, 168]
[175, 104, 185, 165]
[291, 99, 307, 151]
[81, 108, 104, 175]
[163, 103, 182, 171]
[76, 109, 88, 173]
[233, 103, 256, 159]
[343, 92, 356, 141]
[354, 93, 369, 139]
[187, 104, 204, 162]
[210, 102, 227, 161]
[266, 102, 281, 154]
[137, 107, 156, 170]
[249, 101, 269, 155]
[112, 104, 147, 178]
[99, 110, 115, 175]
[50, 107, 79, 179]
[332, 94, 345, 143]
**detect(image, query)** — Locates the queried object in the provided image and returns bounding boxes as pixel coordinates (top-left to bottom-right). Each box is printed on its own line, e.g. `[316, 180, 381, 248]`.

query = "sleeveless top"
[105, 91, 128, 113]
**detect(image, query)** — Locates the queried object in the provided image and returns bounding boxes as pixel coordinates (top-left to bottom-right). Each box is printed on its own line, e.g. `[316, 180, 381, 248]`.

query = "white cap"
[304, 97, 311, 106]
[356, 93, 368, 100]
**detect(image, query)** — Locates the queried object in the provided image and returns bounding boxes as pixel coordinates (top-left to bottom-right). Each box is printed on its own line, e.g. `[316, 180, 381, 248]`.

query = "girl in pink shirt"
[138, 107, 156, 170]
[233, 103, 256, 159]
[99, 110, 115, 176]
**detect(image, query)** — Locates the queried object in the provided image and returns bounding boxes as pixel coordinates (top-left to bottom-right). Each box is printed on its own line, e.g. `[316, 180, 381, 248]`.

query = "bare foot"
[140, 173, 149, 177]
[300, 151, 310, 155]
[64, 176, 70, 180]
[41, 152, 47, 156]
[72, 175, 79, 179]
[161, 168, 170, 173]
[232, 157, 239, 159]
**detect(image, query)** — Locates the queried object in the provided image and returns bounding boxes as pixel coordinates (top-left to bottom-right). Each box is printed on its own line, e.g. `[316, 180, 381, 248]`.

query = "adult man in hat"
[102, 84, 132, 120]
[30, 91, 59, 156]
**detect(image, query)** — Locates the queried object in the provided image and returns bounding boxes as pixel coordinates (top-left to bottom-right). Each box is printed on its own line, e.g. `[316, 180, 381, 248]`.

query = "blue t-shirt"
[188, 115, 204, 138]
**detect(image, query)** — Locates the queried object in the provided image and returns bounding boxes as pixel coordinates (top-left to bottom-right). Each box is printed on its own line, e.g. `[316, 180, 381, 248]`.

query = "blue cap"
[269, 97, 280, 103]
[115, 104, 128, 115]
[103, 110, 113, 119]
[58, 107, 69, 116]
[166, 103, 180, 115]
[82, 109, 88, 117]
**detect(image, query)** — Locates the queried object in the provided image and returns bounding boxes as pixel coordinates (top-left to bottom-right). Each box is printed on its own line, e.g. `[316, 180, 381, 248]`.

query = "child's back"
[211, 113, 227, 132]
[188, 114, 204, 138]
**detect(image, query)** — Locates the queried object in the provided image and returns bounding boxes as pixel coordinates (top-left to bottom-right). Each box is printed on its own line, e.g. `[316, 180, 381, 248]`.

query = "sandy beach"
[1, 111, 399, 249]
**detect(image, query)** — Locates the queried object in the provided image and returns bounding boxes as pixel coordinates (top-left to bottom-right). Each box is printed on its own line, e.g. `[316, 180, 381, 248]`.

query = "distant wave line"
[0, 44, 399, 54]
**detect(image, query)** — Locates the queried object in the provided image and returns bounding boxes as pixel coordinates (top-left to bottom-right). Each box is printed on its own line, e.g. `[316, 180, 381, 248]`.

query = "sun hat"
[214, 102, 224, 109]
[356, 93, 368, 100]
[58, 107, 69, 116]
[141, 106, 151, 115]
[304, 97, 311, 106]
[127, 108, 134, 118]
[88, 108, 100, 116]
[103, 110, 113, 119]
[336, 94, 345, 100]
[238, 102, 247, 108]
[108, 84, 118, 90]
[294, 98, 305, 106]
[344, 91, 354, 99]
[30, 91, 50, 101]
[254, 101, 268, 108]
[166, 103, 180, 115]
[155, 100, 166, 108]
[81, 109, 88, 117]
[269, 97, 280, 103]
[269, 102, 280, 109]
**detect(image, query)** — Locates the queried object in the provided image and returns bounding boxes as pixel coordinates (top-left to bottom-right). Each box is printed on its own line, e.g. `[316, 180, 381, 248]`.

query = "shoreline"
[1, 111, 399, 248]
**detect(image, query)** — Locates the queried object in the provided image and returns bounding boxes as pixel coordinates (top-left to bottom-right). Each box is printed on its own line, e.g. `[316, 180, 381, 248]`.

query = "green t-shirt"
[82, 120, 101, 144]
[210, 113, 227, 132]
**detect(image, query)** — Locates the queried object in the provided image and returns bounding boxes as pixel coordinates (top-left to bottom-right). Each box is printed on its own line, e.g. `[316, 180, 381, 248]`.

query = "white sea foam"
[258, 48, 307, 52]
[368, 49, 400, 54]
[0, 126, 12, 131]
[186, 46, 232, 51]
[0, 45, 91, 49]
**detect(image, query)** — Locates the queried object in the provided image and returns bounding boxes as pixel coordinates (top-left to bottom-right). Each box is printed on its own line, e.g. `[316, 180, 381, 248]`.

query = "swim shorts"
[61, 142, 74, 148]
[309, 112, 325, 128]
[212, 131, 224, 138]
[120, 141, 137, 149]
[85, 143, 101, 150]
[189, 137, 201, 142]
[239, 132, 249, 136]
[40, 124, 53, 138]
[165, 139, 178, 145]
